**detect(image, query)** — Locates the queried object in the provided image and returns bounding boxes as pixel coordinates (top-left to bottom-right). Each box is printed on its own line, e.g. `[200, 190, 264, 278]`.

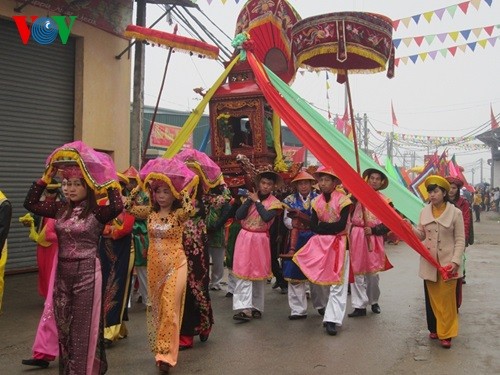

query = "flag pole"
[345, 71, 372, 251]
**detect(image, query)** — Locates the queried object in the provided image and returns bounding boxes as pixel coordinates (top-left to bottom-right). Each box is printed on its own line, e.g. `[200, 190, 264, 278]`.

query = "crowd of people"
[0, 140, 487, 374]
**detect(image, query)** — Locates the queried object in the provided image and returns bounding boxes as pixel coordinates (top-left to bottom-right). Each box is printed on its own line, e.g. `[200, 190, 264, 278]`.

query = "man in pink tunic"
[292, 167, 352, 336]
[348, 168, 393, 318]
[232, 171, 283, 322]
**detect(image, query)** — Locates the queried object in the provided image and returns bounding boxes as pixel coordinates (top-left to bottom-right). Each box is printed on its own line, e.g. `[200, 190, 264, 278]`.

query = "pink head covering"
[46, 141, 120, 194]
[140, 157, 199, 199]
[174, 149, 224, 192]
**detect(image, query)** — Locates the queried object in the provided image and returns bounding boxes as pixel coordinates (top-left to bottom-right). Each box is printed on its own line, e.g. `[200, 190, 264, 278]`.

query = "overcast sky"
[138, 1, 500, 185]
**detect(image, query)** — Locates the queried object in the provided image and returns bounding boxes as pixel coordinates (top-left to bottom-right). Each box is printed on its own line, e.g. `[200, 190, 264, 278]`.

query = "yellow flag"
[163, 56, 240, 158]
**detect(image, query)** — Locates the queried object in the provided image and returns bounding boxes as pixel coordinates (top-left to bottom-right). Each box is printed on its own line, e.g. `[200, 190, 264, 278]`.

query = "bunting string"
[395, 35, 499, 65]
[393, 24, 499, 48]
[377, 131, 490, 150]
[392, 0, 495, 31]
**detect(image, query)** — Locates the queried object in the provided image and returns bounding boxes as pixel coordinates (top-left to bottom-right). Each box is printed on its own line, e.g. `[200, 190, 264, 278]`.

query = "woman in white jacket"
[412, 175, 465, 349]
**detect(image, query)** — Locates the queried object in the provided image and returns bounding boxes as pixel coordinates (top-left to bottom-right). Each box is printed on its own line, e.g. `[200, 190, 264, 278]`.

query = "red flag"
[491, 103, 499, 129]
[342, 106, 349, 122]
[335, 115, 345, 133]
[391, 100, 399, 126]
[292, 146, 306, 163]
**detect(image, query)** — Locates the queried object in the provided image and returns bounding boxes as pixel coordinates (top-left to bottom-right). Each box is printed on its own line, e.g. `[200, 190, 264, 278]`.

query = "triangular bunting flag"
[449, 31, 460, 42]
[402, 17, 412, 28]
[414, 36, 424, 46]
[439, 48, 448, 57]
[437, 33, 448, 43]
[423, 11, 434, 23]
[393, 19, 400, 31]
[419, 52, 428, 61]
[471, 0, 482, 10]
[478, 39, 488, 48]
[447, 4, 458, 18]
[484, 25, 494, 35]
[401, 56, 409, 64]
[394, 58, 400, 67]
[487, 37, 497, 47]
[458, 44, 467, 53]
[403, 37, 412, 47]
[429, 50, 438, 60]
[472, 27, 482, 38]
[448, 46, 457, 56]
[412, 14, 421, 25]
[484, 0, 493, 6]
[458, 1, 470, 14]
[221, 0, 227, 4]
[460, 29, 471, 40]
[425, 35, 436, 45]
[409, 54, 419, 63]
[435, 8, 446, 19]
[467, 42, 477, 51]
[393, 39, 402, 48]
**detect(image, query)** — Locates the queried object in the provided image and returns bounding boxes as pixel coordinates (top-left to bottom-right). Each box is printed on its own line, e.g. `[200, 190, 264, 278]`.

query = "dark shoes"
[280, 287, 288, 295]
[317, 308, 325, 316]
[325, 322, 337, 336]
[225, 292, 233, 298]
[233, 311, 252, 322]
[251, 310, 262, 319]
[158, 361, 171, 373]
[199, 330, 210, 342]
[21, 359, 50, 368]
[348, 308, 367, 317]
[288, 314, 307, 320]
[371, 303, 381, 314]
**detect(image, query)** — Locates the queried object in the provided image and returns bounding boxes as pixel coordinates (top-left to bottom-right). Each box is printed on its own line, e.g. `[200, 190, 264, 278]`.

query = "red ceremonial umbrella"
[292, 11, 395, 248]
[235, 0, 301, 84]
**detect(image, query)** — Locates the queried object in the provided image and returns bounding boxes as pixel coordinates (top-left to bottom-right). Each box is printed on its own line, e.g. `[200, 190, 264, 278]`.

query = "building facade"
[0, 0, 132, 271]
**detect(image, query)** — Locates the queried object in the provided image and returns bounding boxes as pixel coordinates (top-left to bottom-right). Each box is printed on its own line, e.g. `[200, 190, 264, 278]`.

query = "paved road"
[1, 212, 499, 375]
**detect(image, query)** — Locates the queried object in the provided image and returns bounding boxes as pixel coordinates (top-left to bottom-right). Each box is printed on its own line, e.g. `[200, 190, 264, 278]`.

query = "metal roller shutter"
[0, 18, 75, 272]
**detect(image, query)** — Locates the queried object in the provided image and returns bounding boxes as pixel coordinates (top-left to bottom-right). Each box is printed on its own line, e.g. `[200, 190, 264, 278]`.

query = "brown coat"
[414, 203, 465, 282]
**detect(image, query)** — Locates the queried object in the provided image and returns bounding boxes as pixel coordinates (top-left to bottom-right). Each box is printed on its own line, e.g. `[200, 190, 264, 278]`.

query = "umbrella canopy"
[174, 149, 224, 192]
[46, 141, 120, 194]
[292, 11, 395, 82]
[235, 0, 301, 84]
[124, 24, 219, 60]
[140, 157, 199, 199]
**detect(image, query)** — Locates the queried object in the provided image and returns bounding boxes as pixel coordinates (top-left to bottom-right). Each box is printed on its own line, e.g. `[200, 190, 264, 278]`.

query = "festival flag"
[292, 146, 307, 163]
[491, 103, 499, 129]
[391, 100, 399, 126]
[451, 154, 475, 192]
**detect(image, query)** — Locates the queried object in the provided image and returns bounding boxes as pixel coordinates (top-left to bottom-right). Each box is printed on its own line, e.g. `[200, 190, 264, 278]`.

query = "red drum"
[292, 12, 395, 82]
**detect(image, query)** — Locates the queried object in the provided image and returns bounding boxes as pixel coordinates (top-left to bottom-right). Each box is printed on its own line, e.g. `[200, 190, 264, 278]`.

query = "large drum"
[291, 12, 395, 82]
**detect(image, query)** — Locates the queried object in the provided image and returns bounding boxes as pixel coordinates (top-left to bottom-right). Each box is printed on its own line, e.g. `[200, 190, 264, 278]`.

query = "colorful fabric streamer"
[246, 51, 449, 280]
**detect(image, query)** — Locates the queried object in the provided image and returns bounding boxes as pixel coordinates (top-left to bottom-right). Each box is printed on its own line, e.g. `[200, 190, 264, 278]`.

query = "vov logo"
[13, 16, 77, 45]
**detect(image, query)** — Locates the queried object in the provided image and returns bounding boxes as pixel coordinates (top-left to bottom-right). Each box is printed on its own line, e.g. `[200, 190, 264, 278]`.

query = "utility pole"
[480, 158, 483, 184]
[130, 0, 146, 168]
[363, 113, 368, 153]
[386, 132, 393, 160]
